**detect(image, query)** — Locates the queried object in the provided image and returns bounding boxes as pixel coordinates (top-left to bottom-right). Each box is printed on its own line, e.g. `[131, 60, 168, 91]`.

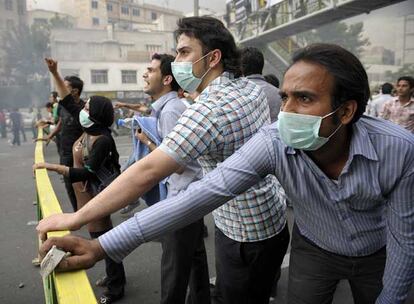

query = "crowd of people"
[29, 16, 413, 304]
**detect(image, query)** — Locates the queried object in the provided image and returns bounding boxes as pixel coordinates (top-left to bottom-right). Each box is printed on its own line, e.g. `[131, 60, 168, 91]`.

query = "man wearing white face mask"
[37, 17, 288, 304]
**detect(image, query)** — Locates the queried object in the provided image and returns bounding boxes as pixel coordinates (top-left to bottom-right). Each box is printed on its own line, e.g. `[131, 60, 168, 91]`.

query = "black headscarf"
[84, 96, 114, 136]
[84, 96, 119, 170]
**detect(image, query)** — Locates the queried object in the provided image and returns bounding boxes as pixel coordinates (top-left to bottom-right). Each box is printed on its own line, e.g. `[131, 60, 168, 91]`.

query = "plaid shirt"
[159, 72, 286, 242]
[380, 97, 414, 133]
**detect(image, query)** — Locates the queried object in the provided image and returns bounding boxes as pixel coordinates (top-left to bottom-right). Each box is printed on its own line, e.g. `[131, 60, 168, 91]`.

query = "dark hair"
[50, 91, 58, 99]
[397, 76, 414, 89]
[45, 102, 53, 108]
[151, 53, 179, 91]
[291, 43, 370, 124]
[264, 74, 280, 88]
[381, 83, 393, 95]
[240, 47, 264, 76]
[175, 16, 241, 77]
[64, 75, 84, 95]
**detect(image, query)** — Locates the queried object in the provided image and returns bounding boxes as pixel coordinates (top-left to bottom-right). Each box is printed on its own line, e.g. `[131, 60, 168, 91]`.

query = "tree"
[0, 15, 74, 107]
[297, 21, 370, 57]
[385, 64, 414, 83]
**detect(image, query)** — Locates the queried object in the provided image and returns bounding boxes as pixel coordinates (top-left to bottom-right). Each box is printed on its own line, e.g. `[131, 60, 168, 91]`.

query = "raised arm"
[45, 58, 70, 100]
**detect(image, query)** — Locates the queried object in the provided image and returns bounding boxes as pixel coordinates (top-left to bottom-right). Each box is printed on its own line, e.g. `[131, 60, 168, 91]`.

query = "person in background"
[366, 82, 394, 117]
[379, 76, 414, 133]
[29, 107, 38, 139]
[240, 47, 282, 122]
[9, 108, 22, 146]
[264, 73, 280, 89]
[0, 109, 7, 139]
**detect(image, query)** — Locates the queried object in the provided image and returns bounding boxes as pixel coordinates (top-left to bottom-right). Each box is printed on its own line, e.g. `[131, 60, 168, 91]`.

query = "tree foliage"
[297, 21, 370, 57]
[385, 64, 414, 83]
[0, 14, 74, 106]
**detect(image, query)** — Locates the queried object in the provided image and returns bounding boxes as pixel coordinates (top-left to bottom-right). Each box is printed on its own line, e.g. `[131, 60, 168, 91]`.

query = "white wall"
[58, 61, 148, 93]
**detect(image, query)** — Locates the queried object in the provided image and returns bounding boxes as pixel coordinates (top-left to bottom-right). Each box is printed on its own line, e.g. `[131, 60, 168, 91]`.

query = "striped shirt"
[158, 72, 286, 242]
[100, 115, 414, 303]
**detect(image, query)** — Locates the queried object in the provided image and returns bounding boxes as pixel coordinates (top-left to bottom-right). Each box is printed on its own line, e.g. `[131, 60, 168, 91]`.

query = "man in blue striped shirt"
[39, 44, 414, 303]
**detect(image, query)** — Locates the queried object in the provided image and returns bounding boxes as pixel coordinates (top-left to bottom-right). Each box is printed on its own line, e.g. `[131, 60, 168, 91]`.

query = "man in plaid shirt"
[38, 16, 289, 304]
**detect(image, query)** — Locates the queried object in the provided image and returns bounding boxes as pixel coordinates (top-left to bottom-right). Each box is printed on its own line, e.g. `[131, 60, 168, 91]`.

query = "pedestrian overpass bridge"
[229, 0, 406, 77]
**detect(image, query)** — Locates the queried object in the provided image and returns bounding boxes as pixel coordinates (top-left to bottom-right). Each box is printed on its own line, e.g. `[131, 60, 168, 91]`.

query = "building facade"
[50, 25, 176, 101]
[56, 0, 182, 32]
[0, 0, 27, 85]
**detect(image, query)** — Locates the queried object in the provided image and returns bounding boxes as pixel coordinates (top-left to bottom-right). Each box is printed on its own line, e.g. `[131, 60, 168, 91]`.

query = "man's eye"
[299, 96, 311, 102]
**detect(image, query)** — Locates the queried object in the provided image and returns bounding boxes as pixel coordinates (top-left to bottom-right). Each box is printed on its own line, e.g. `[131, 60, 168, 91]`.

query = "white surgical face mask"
[276, 108, 342, 151]
[79, 109, 94, 128]
[171, 52, 212, 93]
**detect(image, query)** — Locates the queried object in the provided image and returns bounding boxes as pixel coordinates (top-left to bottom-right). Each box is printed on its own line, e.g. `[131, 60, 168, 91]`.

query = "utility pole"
[194, 0, 199, 16]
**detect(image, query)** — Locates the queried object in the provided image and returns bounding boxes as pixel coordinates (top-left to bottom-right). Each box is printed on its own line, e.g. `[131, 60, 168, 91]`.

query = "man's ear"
[163, 75, 173, 86]
[208, 49, 222, 69]
[339, 100, 358, 125]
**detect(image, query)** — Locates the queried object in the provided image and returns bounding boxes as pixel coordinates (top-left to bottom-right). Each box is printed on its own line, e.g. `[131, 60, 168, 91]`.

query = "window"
[5, 0, 13, 11]
[18, 3, 24, 15]
[91, 0, 98, 9]
[121, 70, 137, 84]
[151, 12, 157, 20]
[146, 44, 161, 52]
[92, 17, 100, 26]
[107, 3, 113, 11]
[132, 8, 140, 16]
[91, 70, 108, 84]
[121, 6, 129, 15]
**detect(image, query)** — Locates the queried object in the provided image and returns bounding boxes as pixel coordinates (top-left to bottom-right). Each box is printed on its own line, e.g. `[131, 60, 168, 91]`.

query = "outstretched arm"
[36, 148, 182, 236]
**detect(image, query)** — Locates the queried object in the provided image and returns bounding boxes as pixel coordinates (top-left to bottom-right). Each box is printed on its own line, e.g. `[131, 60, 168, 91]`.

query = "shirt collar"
[395, 97, 414, 107]
[348, 120, 378, 161]
[151, 91, 178, 116]
[284, 120, 379, 161]
[198, 72, 234, 101]
[246, 74, 266, 81]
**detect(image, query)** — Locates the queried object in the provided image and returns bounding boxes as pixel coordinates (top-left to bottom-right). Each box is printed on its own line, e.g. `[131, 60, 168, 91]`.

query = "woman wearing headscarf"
[34, 59, 126, 304]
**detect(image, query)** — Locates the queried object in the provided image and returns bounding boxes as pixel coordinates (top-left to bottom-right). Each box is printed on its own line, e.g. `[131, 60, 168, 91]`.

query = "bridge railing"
[230, 0, 332, 42]
[34, 127, 97, 304]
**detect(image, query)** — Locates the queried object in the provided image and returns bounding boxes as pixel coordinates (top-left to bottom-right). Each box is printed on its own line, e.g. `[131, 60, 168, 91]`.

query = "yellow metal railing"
[34, 128, 97, 304]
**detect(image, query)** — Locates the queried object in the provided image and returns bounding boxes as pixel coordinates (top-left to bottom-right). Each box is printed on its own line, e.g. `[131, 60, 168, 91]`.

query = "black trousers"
[60, 151, 78, 212]
[12, 128, 20, 145]
[160, 218, 210, 304]
[214, 224, 290, 304]
[288, 224, 385, 304]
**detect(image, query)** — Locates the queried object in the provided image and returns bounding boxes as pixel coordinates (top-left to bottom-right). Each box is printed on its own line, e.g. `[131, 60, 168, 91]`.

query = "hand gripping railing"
[34, 128, 97, 304]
